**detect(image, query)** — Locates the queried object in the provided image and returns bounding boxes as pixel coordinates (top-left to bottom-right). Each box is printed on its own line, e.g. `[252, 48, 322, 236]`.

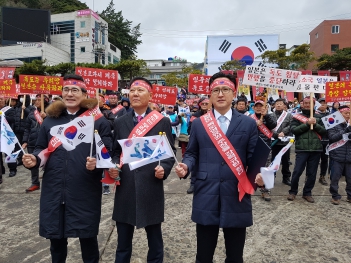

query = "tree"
[221, 60, 246, 71]
[107, 59, 150, 80]
[316, 47, 351, 70]
[161, 65, 202, 87]
[258, 44, 315, 70]
[14, 59, 47, 81]
[100, 0, 142, 60]
[45, 62, 75, 76]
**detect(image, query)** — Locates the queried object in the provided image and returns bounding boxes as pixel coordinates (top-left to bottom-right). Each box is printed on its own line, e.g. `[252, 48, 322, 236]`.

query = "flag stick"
[89, 115, 95, 158]
[41, 94, 44, 113]
[17, 142, 26, 155]
[310, 92, 314, 130]
[162, 132, 180, 167]
[8, 98, 11, 106]
[21, 95, 25, 119]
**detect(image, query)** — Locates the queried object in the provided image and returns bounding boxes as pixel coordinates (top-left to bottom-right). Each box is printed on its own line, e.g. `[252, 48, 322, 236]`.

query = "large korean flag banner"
[206, 34, 279, 75]
[50, 116, 94, 151]
[242, 66, 301, 91]
[295, 76, 338, 93]
[118, 135, 174, 170]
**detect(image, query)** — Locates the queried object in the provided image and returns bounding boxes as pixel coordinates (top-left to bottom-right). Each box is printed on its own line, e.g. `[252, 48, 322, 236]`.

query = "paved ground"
[1, 147, 351, 263]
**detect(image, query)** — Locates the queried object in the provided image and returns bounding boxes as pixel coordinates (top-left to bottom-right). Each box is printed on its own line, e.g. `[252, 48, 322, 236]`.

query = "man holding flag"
[108, 77, 176, 263]
[22, 74, 112, 263]
[175, 72, 264, 263]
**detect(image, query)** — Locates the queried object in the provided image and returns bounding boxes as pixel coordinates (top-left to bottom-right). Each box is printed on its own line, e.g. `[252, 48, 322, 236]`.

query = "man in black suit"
[109, 77, 176, 263]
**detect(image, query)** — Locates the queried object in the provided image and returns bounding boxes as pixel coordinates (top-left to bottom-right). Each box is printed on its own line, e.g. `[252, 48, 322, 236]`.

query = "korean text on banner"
[150, 85, 177, 105]
[188, 74, 211, 94]
[297, 76, 337, 94]
[0, 67, 15, 80]
[242, 66, 301, 91]
[0, 79, 16, 95]
[325, 81, 351, 103]
[19, 75, 63, 95]
[76, 67, 118, 91]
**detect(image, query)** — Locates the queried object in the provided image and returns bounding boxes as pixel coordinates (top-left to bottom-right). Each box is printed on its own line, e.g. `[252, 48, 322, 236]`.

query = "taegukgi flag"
[321, 111, 345, 130]
[118, 135, 174, 170]
[0, 112, 18, 156]
[50, 116, 94, 151]
[94, 131, 115, 168]
[5, 149, 21, 163]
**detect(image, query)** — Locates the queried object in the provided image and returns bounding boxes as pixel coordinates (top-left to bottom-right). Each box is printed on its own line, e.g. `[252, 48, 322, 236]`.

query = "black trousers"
[320, 143, 329, 176]
[271, 144, 291, 180]
[27, 147, 39, 186]
[195, 224, 246, 263]
[329, 161, 351, 200]
[50, 236, 99, 263]
[115, 222, 163, 263]
[7, 132, 24, 172]
[289, 151, 321, 196]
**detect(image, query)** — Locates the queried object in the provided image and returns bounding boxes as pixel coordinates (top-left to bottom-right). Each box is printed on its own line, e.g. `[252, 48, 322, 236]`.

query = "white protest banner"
[296, 75, 338, 93]
[242, 66, 301, 91]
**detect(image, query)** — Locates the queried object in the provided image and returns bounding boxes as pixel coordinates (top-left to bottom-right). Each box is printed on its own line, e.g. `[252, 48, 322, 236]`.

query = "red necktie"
[137, 116, 143, 122]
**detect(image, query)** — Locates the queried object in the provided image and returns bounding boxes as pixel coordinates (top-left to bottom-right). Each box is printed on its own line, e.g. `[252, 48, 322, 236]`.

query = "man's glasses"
[211, 87, 232, 95]
[62, 87, 81, 94]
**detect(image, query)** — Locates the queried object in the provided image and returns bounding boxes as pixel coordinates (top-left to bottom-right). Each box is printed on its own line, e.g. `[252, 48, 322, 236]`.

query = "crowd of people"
[0, 72, 350, 263]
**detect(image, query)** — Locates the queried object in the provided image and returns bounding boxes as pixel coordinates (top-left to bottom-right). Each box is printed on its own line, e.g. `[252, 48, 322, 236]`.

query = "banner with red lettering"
[339, 71, 351, 81]
[301, 70, 312, 75]
[0, 79, 16, 95]
[86, 86, 97, 98]
[150, 85, 177, 105]
[221, 70, 234, 75]
[0, 68, 15, 80]
[318, 70, 330, 76]
[188, 74, 211, 94]
[19, 75, 63, 95]
[75, 67, 118, 91]
[325, 81, 351, 102]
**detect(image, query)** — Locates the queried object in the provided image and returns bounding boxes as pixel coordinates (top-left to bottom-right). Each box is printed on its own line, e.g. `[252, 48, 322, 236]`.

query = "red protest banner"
[339, 71, 351, 81]
[19, 75, 63, 95]
[301, 70, 312, 75]
[188, 74, 211, 94]
[0, 79, 16, 94]
[325, 81, 351, 102]
[0, 67, 15, 80]
[318, 70, 330, 76]
[75, 67, 118, 91]
[150, 85, 177, 105]
[86, 86, 97, 98]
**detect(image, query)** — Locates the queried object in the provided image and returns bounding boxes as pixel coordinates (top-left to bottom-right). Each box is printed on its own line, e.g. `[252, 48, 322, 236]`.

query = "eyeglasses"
[211, 87, 232, 95]
[62, 87, 81, 94]
[201, 103, 209, 106]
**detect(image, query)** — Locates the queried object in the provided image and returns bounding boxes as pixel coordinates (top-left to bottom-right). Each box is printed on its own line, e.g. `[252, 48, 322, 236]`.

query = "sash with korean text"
[38, 105, 103, 168]
[272, 111, 288, 133]
[326, 138, 349, 155]
[200, 112, 255, 201]
[292, 114, 322, 140]
[250, 114, 273, 139]
[33, 110, 43, 125]
[111, 105, 124, 115]
[190, 116, 197, 122]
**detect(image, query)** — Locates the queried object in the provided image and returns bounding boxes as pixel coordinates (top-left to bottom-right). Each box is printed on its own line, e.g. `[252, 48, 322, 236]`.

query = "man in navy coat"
[176, 72, 264, 263]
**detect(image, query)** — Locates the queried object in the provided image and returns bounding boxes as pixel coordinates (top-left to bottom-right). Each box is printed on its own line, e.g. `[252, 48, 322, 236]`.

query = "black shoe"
[1, 166, 5, 174]
[17, 161, 23, 166]
[282, 178, 291, 186]
[9, 171, 16, 177]
[0, 175, 2, 184]
[187, 185, 194, 194]
[288, 161, 292, 165]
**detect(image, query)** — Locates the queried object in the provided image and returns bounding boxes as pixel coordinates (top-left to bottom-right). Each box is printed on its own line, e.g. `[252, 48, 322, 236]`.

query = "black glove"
[348, 133, 351, 139]
[346, 126, 351, 133]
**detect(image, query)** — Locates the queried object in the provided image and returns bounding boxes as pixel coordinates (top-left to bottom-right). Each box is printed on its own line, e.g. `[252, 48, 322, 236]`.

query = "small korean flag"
[322, 111, 345, 130]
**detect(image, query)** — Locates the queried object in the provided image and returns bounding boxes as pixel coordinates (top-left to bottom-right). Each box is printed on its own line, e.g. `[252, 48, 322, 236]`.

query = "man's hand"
[155, 165, 165, 179]
[307, 117, 316, 125]
[256, 120, 263, 126]
[109, 164, 120, 179]
[40, 112, 47, 119]
[86, 157, 96, 171]
[22, 143, 28, 149]
[278, 132, 285, 137]
[175, 163, 188, 178]
[22, 154, 37, 168]
[255, 173, 264, 187]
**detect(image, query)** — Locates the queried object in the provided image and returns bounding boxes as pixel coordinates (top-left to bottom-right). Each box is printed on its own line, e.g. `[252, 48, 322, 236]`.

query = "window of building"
[331, 44, 339, 52]
[81, 47, 85, 53]
[80, 21, 85, 28]
[108, 52, 111, 63]
[315, 33, 318, 39]
[113, 55, 119, 64]
[331, 25, 339, 34]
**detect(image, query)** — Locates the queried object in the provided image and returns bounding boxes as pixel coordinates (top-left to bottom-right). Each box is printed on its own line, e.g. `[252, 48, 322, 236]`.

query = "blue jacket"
[182, 109, 258, 228]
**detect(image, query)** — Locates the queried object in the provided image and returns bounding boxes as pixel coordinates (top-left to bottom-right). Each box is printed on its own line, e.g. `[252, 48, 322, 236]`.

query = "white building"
[0, 9, 121, 66]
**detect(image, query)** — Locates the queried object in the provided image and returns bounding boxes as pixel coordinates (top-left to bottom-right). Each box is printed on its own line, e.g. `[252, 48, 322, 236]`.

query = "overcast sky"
[86, 0, 351, 63]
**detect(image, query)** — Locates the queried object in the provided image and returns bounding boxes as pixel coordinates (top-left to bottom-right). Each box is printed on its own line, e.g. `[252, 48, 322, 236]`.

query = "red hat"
[254, 100, 265, 106]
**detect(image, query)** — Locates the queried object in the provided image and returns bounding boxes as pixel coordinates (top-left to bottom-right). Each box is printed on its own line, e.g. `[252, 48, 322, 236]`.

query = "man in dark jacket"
[235, 97, 249, 116]
[327, 105, 351, 205]
[5, 94, 32, 177]
[175, 72, 264, 263]
[22, 74, 112, 263]
[121, 97, 133, 113]
[22, 94, 49, 192]
[109, 77, 175, 263]
[250, 100, 277, 201]
[271, 98, 293, 186]
[287, 96, 326, 203]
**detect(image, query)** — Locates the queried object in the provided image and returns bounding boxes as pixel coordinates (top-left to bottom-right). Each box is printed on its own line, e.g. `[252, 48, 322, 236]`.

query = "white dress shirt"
[214, 108, 232, 131]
